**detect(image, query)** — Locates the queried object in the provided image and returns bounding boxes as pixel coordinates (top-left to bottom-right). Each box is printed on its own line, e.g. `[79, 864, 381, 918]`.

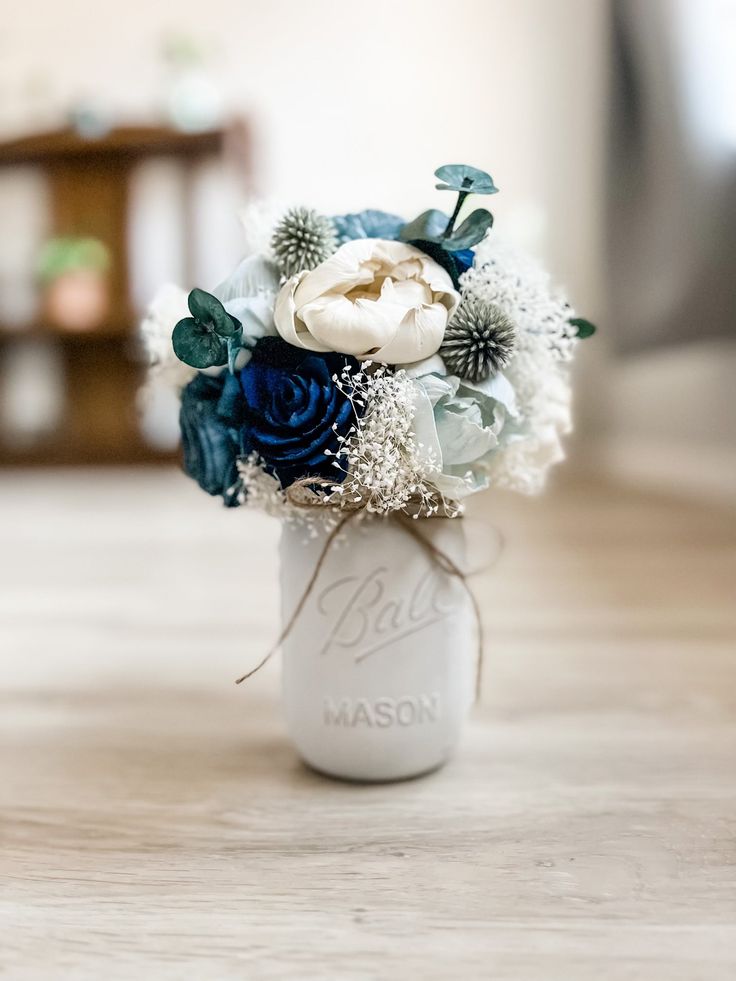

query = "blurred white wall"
[0, 0, 607, 293]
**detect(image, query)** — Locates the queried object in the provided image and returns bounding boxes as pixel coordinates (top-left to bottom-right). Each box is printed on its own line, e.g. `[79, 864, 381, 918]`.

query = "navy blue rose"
[239, 337, 359, 489]
[180, 373, 243, 507]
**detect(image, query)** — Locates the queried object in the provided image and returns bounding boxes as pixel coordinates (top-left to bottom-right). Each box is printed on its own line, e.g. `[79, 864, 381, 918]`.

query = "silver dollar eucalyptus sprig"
[271, 206, 338, 279]
[440, 298, 517, 383]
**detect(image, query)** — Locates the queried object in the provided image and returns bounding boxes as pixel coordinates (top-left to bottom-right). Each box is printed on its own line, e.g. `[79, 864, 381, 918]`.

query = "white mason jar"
[279, 514, 477, 782]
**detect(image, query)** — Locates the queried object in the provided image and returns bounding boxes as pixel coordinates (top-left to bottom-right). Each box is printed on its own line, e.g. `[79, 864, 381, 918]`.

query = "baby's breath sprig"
[325, 362, 461, 519]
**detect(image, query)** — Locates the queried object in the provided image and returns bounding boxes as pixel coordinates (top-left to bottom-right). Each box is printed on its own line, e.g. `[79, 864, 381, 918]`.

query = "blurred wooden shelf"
[0, 124, 232, 166]
[0, 321, 137, 343]
[0, 120, 250, 467]
[0, 443, 178, 467]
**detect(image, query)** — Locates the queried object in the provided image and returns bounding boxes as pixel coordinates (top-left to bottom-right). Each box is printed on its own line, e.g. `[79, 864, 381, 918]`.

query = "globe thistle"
[271, 206, 337, 279]
[440, 298, 517, 383]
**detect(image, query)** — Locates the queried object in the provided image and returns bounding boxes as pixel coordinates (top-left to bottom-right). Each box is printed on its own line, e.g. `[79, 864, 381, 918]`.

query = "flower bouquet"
[142, 164, 594, 782]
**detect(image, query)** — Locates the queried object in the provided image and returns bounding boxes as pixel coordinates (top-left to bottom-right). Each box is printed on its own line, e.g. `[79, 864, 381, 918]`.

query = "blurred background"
[0, 0, 732, 497]
[3, 6, 735, 973]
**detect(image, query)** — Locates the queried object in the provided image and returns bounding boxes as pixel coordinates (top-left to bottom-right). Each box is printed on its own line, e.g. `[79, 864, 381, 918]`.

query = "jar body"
[279, 515, 477, 782]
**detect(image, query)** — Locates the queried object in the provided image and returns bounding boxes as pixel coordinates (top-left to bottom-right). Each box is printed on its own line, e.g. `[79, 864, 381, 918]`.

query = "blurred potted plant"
[37, 236, 111, 332]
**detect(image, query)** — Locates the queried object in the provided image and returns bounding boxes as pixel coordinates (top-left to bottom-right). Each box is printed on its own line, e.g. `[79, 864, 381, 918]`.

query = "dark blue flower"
[453, 249, 475, 275]
[239, 337, 360, 489]
[180, 373, 243, 507]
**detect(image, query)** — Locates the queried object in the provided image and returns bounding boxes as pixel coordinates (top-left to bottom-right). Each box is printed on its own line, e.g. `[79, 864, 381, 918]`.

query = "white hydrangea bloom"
[461, 236, 579, 361]
[487, 334, 572, 493]
[237, 198, 290, 259]
[456, 237, 577, 494]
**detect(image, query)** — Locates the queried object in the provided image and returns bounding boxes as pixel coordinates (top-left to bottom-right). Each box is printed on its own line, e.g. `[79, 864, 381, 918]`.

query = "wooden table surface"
[1, 469, 735, 980]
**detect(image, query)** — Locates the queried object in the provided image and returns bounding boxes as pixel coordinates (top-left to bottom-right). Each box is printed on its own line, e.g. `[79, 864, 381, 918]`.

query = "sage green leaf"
[569, 317, 597, 339]
[434, 164, 498, 195]
[442, 209, 493, 250]
[188, 288, 220, 323]
[399, 209, 448, 244]
[188, 288, 240, 338]
[172, 317, 228, 369]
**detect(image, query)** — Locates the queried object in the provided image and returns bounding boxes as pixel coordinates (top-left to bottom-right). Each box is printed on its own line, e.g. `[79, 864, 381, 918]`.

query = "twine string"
[234, 510, 356, 685]
[235, 495, 497, 701]
[392, 514, 486, 700]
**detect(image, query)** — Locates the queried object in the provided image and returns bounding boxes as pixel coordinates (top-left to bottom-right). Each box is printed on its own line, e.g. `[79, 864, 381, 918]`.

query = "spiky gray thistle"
[271, 206, 337, 279]
[440, 298, 517, 383]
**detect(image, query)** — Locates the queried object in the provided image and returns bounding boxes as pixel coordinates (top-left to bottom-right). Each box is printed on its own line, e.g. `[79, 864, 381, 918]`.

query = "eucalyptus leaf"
[399, 209, 449, 244]
[188, 288, 240, 338]
[442, 209, 493, 250]
[172, 317, 229, 369]
[569, 317, 597, 339]
[187, 288, 219, 324]
[434, 164, 498, 195]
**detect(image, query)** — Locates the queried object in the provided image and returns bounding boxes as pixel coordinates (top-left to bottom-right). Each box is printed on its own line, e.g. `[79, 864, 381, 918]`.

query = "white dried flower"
[458, 237, 576, 494]
[237, 198, 290, 259]
[328, 364, 461, 518]
[461, 236, 579, 361]
[236, 454, 342, 535]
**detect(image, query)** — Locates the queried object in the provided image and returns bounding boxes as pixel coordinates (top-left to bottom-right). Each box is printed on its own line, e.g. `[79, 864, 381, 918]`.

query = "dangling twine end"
[235, 652, 274, 685]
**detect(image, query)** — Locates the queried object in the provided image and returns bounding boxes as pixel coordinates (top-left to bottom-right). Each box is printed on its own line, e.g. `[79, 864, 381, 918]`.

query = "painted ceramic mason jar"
[279, 515, 477, 782]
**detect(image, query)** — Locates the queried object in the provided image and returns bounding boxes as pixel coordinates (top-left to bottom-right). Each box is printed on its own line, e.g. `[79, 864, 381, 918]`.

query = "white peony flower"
[273, 239, 460, 364]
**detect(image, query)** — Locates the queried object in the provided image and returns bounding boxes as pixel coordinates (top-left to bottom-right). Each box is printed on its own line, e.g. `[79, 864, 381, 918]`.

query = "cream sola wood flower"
[273, 239, 460, 364]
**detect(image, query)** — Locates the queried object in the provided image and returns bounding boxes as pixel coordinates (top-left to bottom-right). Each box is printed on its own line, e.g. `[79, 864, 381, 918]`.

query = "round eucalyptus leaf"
[569, 317, 597, 339]
[214, 307, 242, 338]
[187, 288, 241, 338]
[188, 288, 220, 323]
[172, 317, 229, 369]
[442, 209, 493, 250]
[434, 164, 498, 195]
[399, 209, 449, 244]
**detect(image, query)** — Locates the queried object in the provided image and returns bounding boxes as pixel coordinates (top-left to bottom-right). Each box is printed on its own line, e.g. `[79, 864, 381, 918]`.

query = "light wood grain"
[1, 468, 735, 980]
